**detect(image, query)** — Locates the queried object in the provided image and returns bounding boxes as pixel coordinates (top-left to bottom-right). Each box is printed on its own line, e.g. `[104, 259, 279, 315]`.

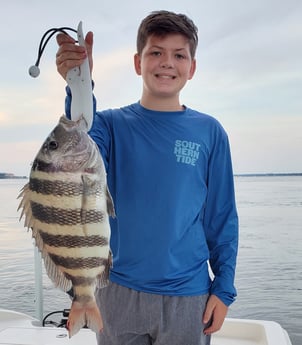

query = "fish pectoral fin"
[81, 174, 115, 219]
[106, 186, 116, 218]
[80, 174, 95, 226]
[67, 300, 103, 338]
[81, 174, 95, 197]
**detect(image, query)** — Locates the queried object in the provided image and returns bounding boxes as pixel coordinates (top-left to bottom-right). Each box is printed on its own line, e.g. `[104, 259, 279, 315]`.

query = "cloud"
[92, 47, 140, 109]
[1, 0, 302, 174]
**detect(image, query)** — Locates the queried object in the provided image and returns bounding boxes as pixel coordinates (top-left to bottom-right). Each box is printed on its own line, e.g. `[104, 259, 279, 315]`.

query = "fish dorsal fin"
[96, 251, 112, 288]
[33, 229, 72, 292]
[18, 184, 71, 291]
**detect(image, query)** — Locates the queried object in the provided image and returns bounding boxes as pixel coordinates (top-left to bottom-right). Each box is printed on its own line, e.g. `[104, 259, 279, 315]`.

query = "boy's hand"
[56, 31, 93, 80]
[203, 295, 228, 335]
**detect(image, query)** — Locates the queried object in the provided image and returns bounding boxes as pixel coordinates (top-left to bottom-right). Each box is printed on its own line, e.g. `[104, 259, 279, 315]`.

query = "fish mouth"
[60, 114, 87, 127]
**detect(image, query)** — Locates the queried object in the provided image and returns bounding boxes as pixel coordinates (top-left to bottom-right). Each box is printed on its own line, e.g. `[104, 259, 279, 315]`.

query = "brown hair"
[137, 10, 198, 58]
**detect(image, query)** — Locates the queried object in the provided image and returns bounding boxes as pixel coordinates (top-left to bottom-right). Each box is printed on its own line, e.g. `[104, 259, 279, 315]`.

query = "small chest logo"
[174, 140, 200, 166]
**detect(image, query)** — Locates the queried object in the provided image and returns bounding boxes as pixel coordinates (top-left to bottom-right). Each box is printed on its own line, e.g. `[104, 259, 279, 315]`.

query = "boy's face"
[134, 34, 196, 102]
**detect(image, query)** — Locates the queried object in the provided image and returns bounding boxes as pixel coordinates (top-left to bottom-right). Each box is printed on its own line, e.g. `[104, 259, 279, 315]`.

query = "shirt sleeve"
[203, 125, 239, 306]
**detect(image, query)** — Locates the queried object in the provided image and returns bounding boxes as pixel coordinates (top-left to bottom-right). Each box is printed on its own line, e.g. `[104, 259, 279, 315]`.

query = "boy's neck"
[140, 94, 184, 112]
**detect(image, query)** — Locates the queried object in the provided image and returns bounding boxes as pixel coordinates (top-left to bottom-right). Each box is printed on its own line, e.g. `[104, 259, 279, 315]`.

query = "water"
[0, 179, 71, 318]
[0, 177, 301, 344]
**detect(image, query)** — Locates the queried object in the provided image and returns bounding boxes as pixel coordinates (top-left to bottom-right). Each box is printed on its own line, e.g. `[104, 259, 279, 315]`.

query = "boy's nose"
[160, 55, 174, 68]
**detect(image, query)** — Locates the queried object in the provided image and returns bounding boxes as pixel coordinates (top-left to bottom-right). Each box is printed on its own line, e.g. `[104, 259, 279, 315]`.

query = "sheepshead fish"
[18, 115, 115, 337]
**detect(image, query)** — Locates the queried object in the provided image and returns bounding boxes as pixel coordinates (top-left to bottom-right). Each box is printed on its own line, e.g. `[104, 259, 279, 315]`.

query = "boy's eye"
[151, 51, 161, 56]
[175, 54, 185, 60]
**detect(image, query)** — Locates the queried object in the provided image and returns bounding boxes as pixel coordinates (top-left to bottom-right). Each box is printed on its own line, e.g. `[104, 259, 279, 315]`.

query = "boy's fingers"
[56, 33, 76, 46]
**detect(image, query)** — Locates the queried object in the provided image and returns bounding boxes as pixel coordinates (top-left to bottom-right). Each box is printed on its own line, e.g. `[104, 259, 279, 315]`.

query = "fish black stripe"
[31, 202, 105, 225]
[64, 273, 96, 286]
[39, 231, 108, 248]
[73, 294, 94, 303]
[30, 178, 102, 197]
[32, 159, 59, 173]
[30, 178, 84, 196]
[49, 253, 107, 269]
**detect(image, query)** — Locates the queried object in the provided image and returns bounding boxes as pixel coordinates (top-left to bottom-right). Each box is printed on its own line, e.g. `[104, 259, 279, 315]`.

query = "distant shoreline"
[0, 173, 27, 179]
[1, 172, 301, 180]
[234, 173, 302, 177]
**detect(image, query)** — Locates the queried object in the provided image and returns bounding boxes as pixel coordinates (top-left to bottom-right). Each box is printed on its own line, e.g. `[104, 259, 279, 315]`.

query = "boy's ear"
[134, 53, 142, 76]
[188, 59, 197, 80]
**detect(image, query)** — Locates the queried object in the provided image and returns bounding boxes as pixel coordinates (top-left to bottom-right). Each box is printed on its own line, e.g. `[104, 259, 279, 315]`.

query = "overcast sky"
[1, 0, 301, 175]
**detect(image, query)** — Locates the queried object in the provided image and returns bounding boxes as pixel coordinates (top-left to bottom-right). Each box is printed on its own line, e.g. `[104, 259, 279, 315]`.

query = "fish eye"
[48, 140, 58, 150]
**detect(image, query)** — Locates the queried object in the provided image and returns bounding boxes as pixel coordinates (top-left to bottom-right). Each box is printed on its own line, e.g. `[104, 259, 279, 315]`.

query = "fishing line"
[29, 27, 78, 78]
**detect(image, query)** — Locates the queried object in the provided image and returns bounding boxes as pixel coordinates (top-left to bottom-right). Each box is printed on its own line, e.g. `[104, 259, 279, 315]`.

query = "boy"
[56, 10, 238, 345]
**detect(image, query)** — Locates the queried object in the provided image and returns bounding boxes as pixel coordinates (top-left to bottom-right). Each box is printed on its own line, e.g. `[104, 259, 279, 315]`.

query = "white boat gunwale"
[0, 308, 292, 345]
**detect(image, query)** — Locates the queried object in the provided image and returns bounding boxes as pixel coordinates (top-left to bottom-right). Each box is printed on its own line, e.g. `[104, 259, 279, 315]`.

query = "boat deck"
[0, 309, 292, 345]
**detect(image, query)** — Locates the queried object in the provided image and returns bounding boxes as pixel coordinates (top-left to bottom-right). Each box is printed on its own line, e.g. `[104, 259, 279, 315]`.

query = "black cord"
[42, 309, 70, 327]
[34, 27, 78, 67]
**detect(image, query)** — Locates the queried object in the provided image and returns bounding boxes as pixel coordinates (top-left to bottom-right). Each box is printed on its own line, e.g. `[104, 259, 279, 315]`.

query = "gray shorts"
[95, 282, 211, 345]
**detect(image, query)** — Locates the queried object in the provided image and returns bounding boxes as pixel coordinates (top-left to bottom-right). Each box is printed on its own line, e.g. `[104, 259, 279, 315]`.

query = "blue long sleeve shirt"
[66, 90, 238, 306]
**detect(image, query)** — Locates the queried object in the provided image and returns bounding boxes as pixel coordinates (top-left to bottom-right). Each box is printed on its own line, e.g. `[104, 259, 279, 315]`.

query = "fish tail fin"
[67, 300, 103, 338]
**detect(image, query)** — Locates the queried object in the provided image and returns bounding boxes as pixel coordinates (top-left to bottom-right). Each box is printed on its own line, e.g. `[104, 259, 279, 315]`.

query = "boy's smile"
[134, 34, 196, 110]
